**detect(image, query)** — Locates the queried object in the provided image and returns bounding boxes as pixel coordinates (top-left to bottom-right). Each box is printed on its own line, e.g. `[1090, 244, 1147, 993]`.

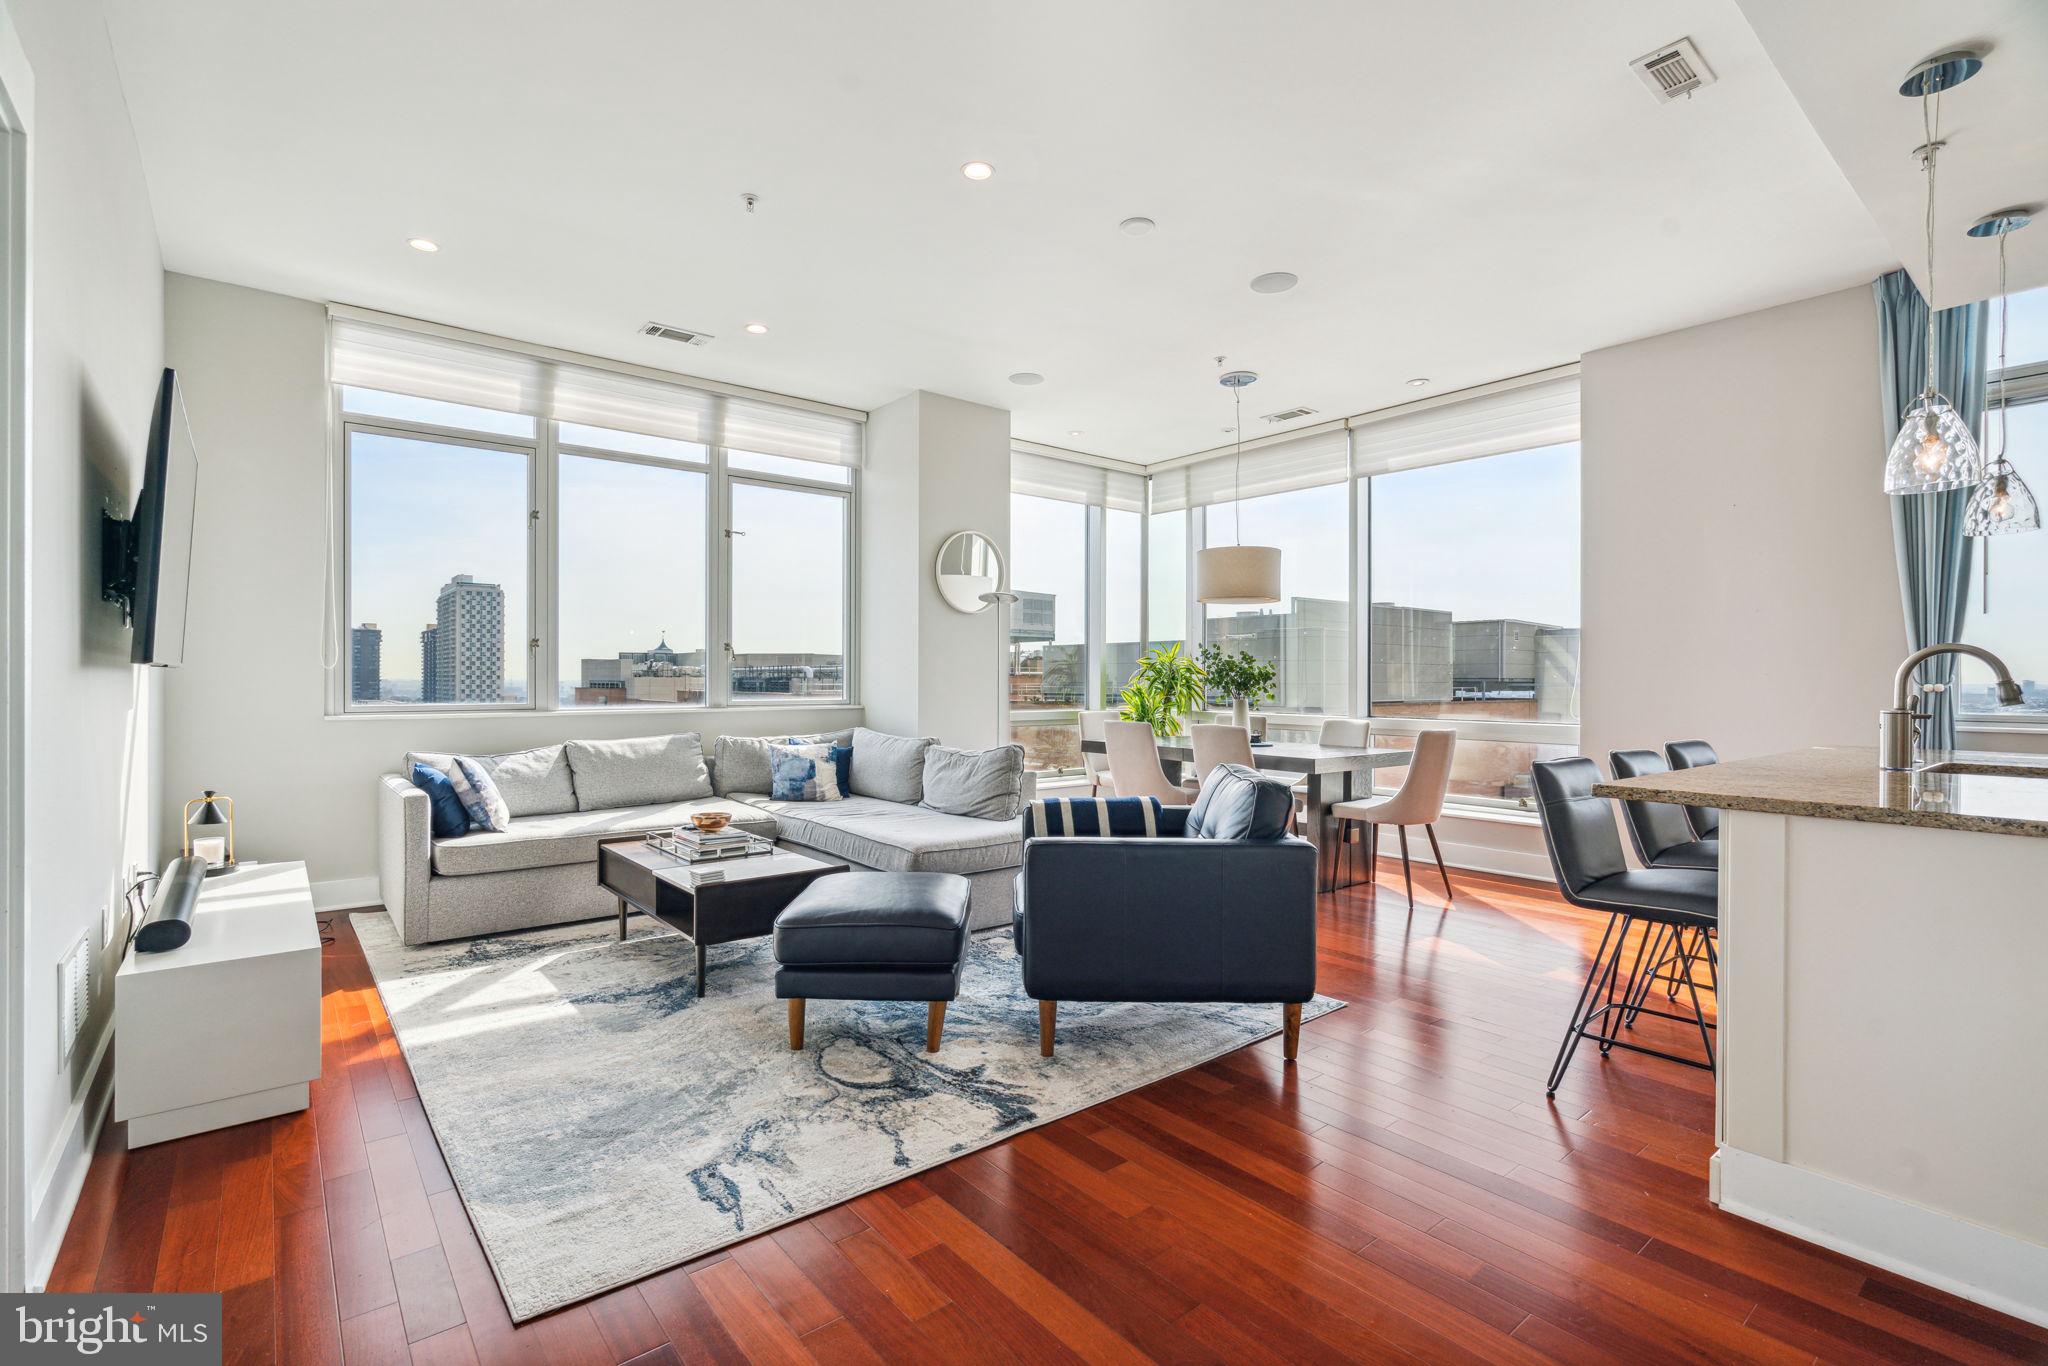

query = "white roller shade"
[330, 314, 864, 467]
[1150, 425, 1349, 513]
[1349, 373, 1579, 476]
[1011, 448, 1146, 512]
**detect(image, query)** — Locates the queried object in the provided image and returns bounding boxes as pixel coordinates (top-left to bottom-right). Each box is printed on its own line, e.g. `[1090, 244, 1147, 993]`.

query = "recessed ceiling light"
[744, 322, 769, 335]
[961, 161, 995, 181]
[407, 237, 440, 253]
[1250, 271, 1298, 294]
[1008, 372, 1044, 386]
[1119, 217, 1155, 237]
[1406, 377, 1431, 387]
[1067, 429, 1084, 437]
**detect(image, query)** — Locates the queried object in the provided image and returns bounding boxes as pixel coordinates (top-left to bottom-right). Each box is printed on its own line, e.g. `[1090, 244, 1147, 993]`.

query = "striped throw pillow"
[1023, 796, 1165, 838]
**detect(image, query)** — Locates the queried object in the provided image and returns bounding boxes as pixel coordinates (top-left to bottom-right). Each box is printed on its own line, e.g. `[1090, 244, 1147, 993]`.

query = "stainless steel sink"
[1917, 761, 2048, 779]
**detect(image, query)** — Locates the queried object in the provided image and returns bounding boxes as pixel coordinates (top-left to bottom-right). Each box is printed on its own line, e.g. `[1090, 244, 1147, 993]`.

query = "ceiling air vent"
[640, 321, 714, 346]
[1261, 407, 1318, 424]
[1631, 38, 1715, 102]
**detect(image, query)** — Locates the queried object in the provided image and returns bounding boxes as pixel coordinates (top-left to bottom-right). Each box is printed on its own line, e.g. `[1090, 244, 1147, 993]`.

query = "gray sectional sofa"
[377, 728, 1033, 944]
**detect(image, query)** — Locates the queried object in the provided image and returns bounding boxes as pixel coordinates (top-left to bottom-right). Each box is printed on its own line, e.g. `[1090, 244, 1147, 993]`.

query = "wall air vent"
[640, 322, 714, 346]
[1631, 38, 1715, 102]
[1261, 407, 1318, 424]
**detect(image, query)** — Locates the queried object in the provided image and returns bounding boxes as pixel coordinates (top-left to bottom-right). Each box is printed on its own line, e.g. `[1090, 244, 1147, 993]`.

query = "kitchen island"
[1599, 747, 2048, 1329]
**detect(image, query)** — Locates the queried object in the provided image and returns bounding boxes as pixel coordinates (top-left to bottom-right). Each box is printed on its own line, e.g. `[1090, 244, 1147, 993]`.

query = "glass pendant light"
[1194, 365, 1283, 605]
[1964, 211, 2038, 593]
[1885, 56, 1984, 495]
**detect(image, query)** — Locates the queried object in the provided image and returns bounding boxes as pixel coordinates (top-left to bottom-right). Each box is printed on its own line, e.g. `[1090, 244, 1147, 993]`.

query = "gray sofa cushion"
[406, 745, 578, 818]
[921, 744, 1027, 820]
[431, 796, 774, 877]
[712, 729, 852, 797]
[566, 733, 712, 809]
[849, 728, 936, 804]
[743, 795, 1018, 876]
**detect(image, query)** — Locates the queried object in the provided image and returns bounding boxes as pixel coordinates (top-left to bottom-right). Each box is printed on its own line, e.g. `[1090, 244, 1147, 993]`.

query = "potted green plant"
[1118, 643, 1206, 738]
[1197, 644, 1277, 730]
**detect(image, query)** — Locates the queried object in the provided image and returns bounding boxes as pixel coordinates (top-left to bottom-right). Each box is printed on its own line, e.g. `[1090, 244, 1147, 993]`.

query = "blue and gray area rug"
[352, 911, 1341, 1321]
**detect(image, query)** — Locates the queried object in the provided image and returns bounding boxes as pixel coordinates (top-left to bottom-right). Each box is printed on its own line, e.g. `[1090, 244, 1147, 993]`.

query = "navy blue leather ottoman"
[773, 871, 972, 1052]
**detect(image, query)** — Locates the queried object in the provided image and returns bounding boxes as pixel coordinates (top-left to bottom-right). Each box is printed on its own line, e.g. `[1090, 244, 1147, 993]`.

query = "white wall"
[161, 274, 863, 905]
[859, 389, 1010, 748]
[11, 0, 165, 1286]
[1580, 285, 1906, 768]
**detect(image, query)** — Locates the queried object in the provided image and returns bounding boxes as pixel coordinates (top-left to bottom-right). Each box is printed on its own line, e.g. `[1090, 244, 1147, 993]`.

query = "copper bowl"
[689, 812, 732, 834]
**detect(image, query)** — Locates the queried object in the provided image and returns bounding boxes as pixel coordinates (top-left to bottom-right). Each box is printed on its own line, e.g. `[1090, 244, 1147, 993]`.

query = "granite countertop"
[1594, 747, 2048, 839]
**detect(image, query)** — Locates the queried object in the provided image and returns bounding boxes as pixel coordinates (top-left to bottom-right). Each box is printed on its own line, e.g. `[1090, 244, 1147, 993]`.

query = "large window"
[728, 478, 849, 699]
[1196, 484, 1351, 715]
[346, 427, 531, 705]
[1104, 508, 1143, 706]
[1008, 493, 1089, 771]
[1024, 376, 1580, 811]
[1369, 442, 1581, 724]
[333, 316, 860, 712]
[1960, 285, 2048, 720]
[557, 437, 708, 707]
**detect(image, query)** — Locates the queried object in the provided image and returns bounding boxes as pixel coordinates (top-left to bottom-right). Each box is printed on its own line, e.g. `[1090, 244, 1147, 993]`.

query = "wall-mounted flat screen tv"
[109, 367, 200, 666]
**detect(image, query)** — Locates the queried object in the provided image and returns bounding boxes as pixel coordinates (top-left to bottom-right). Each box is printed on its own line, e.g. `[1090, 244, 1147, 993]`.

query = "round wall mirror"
[934, 530, 1005, 613]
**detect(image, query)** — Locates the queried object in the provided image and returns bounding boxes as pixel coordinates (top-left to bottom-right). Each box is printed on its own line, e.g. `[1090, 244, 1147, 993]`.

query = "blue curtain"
[1874, 270, 1988, 750]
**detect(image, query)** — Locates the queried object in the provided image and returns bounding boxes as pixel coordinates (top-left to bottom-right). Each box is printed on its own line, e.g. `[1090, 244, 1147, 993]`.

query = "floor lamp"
[979, 590, 1019, 749]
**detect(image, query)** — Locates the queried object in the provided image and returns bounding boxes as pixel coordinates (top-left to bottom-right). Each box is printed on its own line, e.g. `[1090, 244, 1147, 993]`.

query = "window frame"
[550, 435, 714, 712]
[1958, 356, 2048, 726]
[337, 413, 542, 713]
[329, 386, 860, 716]
[720, 464, 857, 708]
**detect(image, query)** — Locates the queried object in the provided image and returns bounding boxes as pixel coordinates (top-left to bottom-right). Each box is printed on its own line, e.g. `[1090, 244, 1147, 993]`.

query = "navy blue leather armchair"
[1012, 798, 1318, 1061]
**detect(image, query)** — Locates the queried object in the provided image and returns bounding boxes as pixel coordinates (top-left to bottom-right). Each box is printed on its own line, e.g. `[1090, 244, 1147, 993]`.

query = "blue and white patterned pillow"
[770, 743, 844, 802]
[448, 755, 511, 832]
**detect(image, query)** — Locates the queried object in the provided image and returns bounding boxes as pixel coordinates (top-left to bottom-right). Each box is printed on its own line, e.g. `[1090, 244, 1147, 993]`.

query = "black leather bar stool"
[1608, 750, 1718, 870]
[1608, 750, 1719, 1024]
[1664, 739, 1721, 840]
[1533, 757, 1719, 1096]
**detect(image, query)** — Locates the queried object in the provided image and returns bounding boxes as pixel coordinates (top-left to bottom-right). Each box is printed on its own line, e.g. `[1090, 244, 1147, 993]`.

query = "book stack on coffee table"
[648, 826, 772, 863]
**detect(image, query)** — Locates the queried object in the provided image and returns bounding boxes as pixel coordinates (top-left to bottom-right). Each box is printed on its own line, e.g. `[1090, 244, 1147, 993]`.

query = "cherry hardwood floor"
[49, 862, 2048, 1363]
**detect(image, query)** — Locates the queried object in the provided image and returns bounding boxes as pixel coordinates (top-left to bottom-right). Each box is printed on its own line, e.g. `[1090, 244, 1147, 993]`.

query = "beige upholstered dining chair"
[1078, 709, 1119, 796]
[1318, 717, 1370, 747]
[1331, 728, 1456, 908]
[1188, 723, 1255, 789]
[1102, 720, 1191, 804]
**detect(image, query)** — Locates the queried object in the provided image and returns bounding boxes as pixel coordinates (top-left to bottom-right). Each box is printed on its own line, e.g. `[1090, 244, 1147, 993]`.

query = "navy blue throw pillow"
[1188, 763, 1295, 841]
[410, 762, 470, 839]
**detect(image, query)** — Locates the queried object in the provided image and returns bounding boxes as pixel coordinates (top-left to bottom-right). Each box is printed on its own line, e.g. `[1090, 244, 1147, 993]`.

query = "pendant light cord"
[1994, 232, 2008, 459]
[1921, 85, 1942, 396]
[1233, 384, 1244, 547]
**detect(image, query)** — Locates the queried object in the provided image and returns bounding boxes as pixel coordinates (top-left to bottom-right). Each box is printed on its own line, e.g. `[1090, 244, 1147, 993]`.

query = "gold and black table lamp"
[182, 789, 237, 876]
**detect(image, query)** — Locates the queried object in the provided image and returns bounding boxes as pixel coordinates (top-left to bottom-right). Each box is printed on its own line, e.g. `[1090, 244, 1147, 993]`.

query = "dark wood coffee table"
[596, 837, 849, 997]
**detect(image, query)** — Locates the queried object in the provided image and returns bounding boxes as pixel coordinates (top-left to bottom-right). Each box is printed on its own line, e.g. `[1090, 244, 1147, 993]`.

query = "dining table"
[1076, 736, 1415, 892]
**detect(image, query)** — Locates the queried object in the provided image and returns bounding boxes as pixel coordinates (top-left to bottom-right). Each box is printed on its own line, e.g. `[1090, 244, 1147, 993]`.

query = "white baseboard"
[312, 875, 379, 911]
[1715, 1147, 2048, 1330]
[25, 1023, 115, 1292]
[1418, 834, 1549, 883]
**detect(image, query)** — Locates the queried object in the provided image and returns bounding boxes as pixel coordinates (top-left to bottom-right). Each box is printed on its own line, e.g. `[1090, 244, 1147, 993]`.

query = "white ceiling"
[103, 0, 1948, 462]
[1734, 0, 2048, 312]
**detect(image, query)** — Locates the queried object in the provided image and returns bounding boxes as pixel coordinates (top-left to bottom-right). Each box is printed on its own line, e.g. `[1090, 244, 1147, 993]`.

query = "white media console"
[115, 860, 321, 1146]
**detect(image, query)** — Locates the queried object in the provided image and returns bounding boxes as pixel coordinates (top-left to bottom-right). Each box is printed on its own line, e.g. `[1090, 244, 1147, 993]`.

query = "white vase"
[1231, 696, 1250, 729]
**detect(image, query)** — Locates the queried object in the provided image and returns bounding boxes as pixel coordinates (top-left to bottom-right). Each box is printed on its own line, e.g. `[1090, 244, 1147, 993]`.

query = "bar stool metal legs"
[1546, 913, 1717, 1097]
